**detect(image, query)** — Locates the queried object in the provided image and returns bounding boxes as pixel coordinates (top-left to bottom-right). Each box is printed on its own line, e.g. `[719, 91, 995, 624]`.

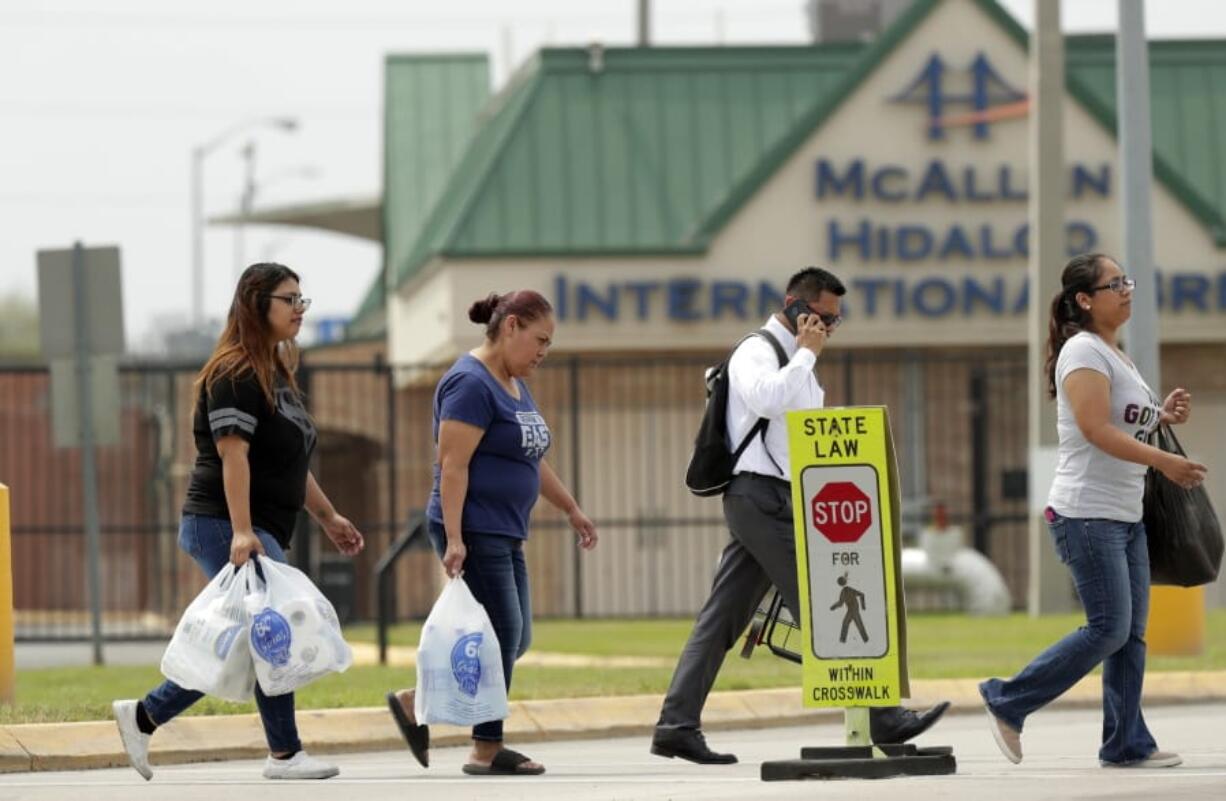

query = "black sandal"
[385, 691, 429, 768]
[462, 748, 546, 776]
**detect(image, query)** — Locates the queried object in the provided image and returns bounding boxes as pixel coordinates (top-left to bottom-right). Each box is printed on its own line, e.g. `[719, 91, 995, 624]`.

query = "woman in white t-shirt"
[979, 253, 1207, 769]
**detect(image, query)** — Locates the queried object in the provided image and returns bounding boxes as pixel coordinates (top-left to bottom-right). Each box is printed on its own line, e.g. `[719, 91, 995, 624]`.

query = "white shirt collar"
[762, 314, 799, 357]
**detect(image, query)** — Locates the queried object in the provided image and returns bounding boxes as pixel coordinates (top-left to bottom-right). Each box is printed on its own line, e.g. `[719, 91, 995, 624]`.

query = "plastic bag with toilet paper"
[414, 577, 509, 726]
[245, 557, 353, 696]
[161, 561, 259, 702]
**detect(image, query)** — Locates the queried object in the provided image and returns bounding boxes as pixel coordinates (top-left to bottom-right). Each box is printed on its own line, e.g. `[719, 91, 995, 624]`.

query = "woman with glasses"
[113, 263, 365, 781]
[980, 253, 1206, 769]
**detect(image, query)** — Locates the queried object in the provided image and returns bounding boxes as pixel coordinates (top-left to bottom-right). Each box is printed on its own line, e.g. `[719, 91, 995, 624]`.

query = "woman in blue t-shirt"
[387, 289, 597, 776]
[979, 253, 1206, 769]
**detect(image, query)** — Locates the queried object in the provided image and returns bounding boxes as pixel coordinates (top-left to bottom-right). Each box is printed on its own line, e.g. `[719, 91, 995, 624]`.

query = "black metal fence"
[0, 347, 1030, 640]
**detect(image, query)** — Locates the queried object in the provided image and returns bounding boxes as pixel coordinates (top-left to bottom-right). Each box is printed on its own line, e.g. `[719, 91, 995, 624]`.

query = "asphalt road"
[2, 703, 1224, 800]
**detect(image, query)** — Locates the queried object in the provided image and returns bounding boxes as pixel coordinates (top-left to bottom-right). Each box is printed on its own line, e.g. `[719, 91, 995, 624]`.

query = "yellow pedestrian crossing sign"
[787, 407, 909, 707]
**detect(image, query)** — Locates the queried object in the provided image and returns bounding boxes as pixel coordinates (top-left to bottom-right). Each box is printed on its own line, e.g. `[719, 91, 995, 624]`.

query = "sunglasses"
[816, 312, 842, 331]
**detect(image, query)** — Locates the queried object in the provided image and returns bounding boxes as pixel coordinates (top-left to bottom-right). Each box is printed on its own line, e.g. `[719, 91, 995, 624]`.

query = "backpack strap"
[756, 328, 788, 368]
[730, 417, 769, 466]
[729, 329, 790, 476]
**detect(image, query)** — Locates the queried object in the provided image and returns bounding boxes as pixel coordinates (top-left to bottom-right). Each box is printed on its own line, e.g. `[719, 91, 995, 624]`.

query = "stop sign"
[812, 481, 872, 543]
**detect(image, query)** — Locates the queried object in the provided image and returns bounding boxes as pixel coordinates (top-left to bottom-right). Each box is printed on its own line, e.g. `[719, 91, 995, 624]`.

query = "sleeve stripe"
[209, 415, 257, 435]
[209, 407, 257, 426]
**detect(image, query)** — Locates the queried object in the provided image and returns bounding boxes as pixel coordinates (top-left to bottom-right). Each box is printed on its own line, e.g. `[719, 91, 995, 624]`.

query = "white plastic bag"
[160, 561, 257, 702]
[245, 557, 353, 696]
[414, 577, 509, 726]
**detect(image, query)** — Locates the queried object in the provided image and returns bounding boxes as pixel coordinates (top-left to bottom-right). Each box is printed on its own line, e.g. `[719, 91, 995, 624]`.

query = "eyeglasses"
[816, 312, 842, 331]
[1088, 276, 1135, 295]
[268, 293, 312, 311]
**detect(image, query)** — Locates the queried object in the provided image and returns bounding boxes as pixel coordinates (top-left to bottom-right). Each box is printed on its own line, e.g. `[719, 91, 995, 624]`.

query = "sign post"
[37, 243, 125, 666]
[761, 406, 954, 781]
[0, 483, 13, 704]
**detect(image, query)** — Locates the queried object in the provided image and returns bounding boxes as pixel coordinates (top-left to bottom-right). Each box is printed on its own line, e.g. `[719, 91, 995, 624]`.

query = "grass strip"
[5, 611, 1222, 725]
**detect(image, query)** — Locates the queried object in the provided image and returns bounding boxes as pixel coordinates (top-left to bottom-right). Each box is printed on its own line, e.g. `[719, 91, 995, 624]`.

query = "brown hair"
[195, 262, 303, 409]
[1045, 252, 1107, 399]
[468, 290, 553, 340]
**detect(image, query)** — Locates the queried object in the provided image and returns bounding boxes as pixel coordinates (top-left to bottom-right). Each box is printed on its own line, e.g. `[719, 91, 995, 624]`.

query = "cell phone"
[783, 299, 813, 331]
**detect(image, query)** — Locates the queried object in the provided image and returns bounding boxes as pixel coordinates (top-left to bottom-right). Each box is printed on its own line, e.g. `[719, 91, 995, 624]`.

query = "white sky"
[3, 0, 1224, 350]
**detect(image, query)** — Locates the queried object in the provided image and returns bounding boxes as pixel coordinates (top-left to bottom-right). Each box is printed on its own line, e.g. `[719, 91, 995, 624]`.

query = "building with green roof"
[330, 0, 1226, 365]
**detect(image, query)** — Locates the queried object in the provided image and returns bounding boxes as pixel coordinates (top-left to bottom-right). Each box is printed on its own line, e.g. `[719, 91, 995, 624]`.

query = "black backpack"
[685, 329, 788, 497]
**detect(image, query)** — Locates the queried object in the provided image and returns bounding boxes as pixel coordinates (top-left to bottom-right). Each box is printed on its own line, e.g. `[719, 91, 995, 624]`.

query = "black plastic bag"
[1143, 425, 1223, 587]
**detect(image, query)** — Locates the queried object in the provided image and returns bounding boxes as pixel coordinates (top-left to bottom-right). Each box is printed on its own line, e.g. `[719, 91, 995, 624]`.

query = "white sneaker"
[262, 751, 340, 780]
[983, 704, 1022, 764]
[112, 700, 153, 780]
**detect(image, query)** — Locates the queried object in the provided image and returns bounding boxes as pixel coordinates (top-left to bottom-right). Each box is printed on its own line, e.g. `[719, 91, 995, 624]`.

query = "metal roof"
[1065, 35, 1226, 244]
[359, 53, 491, 329]
[386, 43, 867, 292]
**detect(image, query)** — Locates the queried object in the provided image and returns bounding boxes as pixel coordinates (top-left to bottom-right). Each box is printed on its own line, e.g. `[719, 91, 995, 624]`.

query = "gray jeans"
[657, 473, 800, 730]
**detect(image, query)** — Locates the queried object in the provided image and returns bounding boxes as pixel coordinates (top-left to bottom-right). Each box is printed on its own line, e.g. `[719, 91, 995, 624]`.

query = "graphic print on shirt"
[516, 410, 551, 459]
[276, 386, 317, 453]
[1126, 399, 1163, 441]
[1124, 371, 1162, 443]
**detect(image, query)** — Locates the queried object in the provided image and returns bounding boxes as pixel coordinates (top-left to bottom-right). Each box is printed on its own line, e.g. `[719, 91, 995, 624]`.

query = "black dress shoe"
[869, 701, 952, 745]
[651, 728, 738, 764]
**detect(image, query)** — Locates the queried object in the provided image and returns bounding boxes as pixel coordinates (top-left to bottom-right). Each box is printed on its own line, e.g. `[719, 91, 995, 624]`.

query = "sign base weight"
[761, 744, 956, 781]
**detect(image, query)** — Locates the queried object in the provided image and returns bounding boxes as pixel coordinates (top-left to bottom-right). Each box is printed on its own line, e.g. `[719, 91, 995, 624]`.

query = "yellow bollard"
[1147, 585, 1205, 657]
[0, 483, 12, 704]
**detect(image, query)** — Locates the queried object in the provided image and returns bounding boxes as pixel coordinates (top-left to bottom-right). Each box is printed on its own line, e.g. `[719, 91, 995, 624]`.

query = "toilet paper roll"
[213, 622, 246, 661]
[175, 607, 242, 664]
[314, 598, 341, 630]
[205, 594, 247, 626]
[290, 628, 328, 668]
[260, 628, 331, 695]
[279, 599, 318, 632]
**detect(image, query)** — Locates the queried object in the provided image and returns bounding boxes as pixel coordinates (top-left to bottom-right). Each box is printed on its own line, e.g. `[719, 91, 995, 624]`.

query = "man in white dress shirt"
[651, 267, 950, 765]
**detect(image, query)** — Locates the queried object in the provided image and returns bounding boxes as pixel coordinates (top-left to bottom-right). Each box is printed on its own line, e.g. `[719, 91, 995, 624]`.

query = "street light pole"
[235, 140, 257, 282]
[234, 162, 320, 280]
[189, 117, 297, 331]
[191, 147, 205, 328]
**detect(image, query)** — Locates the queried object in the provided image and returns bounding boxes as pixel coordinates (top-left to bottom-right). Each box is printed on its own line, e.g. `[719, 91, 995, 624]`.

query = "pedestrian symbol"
[830, 574, 868, 643]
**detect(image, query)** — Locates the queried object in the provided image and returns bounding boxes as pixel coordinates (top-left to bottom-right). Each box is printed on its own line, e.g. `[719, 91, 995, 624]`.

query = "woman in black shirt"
[112, 263, 364, 781]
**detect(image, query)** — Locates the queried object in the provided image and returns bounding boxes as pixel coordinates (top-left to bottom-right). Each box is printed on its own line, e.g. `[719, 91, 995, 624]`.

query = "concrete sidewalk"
[3, 671, 1225, 774]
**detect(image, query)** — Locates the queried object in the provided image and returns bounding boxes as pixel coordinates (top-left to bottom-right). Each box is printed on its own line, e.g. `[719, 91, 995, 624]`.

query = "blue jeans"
[979, 513, 1158, 764]
[427, 520, 531, 742]
[143, 515, 301, 755]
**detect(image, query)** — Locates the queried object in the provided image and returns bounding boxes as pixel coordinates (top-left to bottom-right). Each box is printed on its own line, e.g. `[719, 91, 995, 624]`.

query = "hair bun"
[468, 293, 502, 324]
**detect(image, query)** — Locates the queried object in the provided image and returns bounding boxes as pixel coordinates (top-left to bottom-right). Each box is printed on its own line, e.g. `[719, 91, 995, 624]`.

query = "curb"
[2, 671, 1224, 774]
